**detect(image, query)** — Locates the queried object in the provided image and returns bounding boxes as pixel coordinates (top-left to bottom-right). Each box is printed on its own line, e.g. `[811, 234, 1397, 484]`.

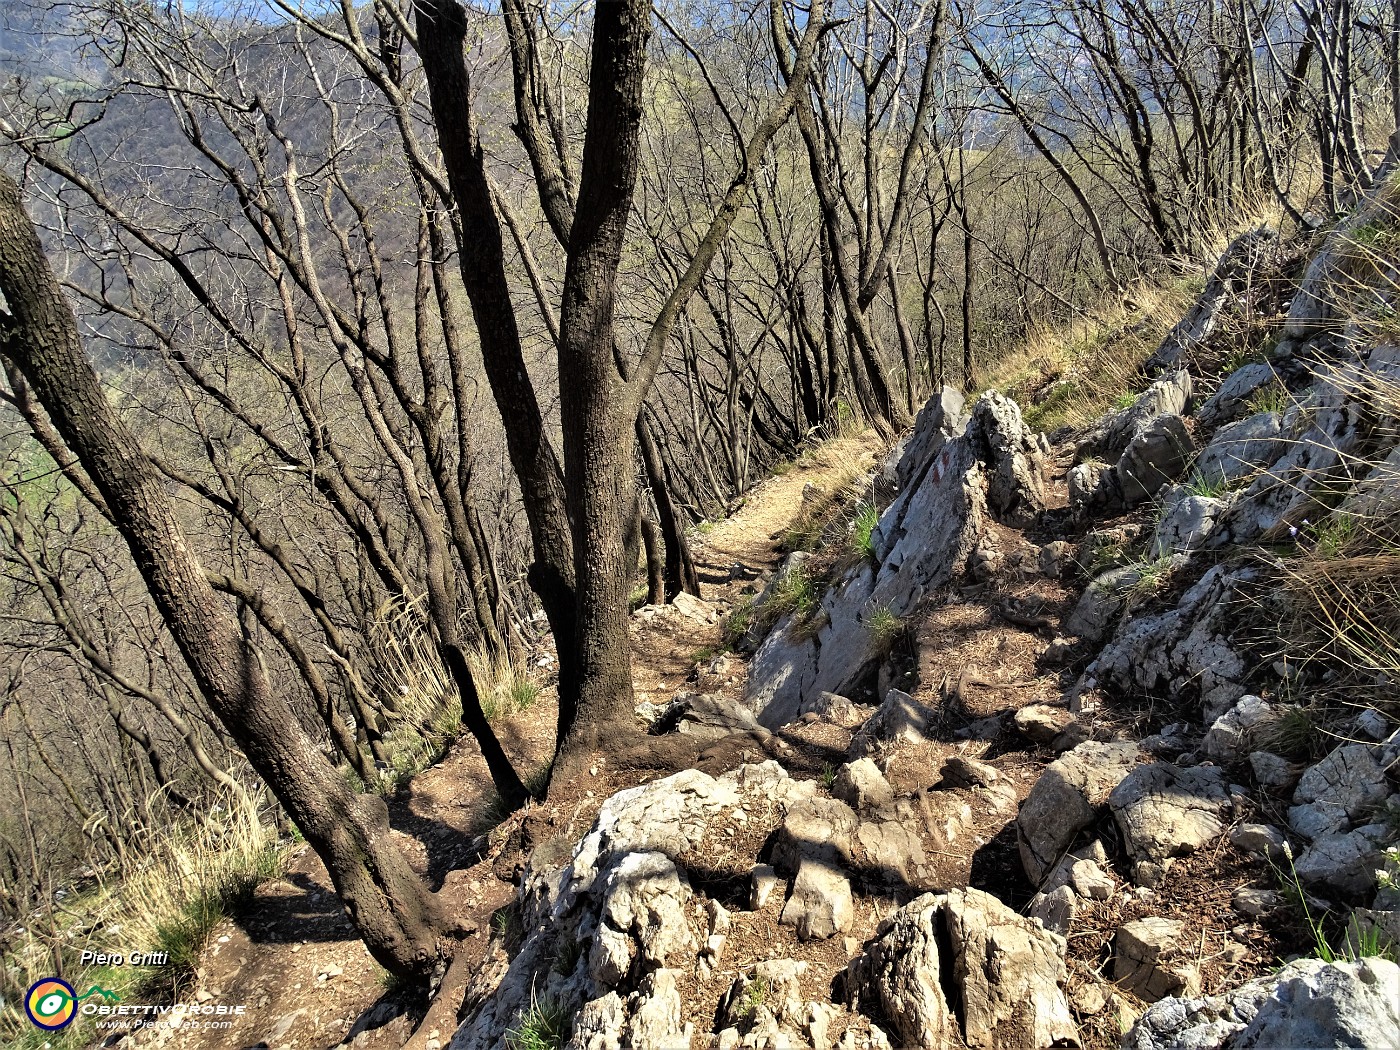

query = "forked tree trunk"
[0, 170, 445, 977]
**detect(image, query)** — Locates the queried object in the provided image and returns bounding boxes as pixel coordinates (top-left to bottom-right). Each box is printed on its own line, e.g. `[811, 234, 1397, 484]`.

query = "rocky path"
[121, 435, 882, 1050]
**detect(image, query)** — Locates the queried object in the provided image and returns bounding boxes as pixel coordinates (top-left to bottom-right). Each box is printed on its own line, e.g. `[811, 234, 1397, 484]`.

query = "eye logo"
[25, 977, 77, 1030]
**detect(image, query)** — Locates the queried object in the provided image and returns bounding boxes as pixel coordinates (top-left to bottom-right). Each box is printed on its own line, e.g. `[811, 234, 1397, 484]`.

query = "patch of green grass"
[691, 645, 716, 665]
[1181, 472, 1231, 499]
[820, 762, 837, 789]
[492, 903, 525, 954]
[1275, 849, 1398, 964]
[1111, 389, 1139, 410]
[741, 975, 769, 1018]
[850, 503, 879, 562]
[1127, 556, 1176, 600]
[1309, 513, 1359, 560]
[865, 604, 906, 652]
[721, 596, 755, 648]
[553, 933, 585, 975]
[1349, 220, 1398, 251]
[1264, 705, 1322, 761]
[766, 566, 819, 622]
[1247, 382, 1290, 417]
[506, 993, 572, 1050]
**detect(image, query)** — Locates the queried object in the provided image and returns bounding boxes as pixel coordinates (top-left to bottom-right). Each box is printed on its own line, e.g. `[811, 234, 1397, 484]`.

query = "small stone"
[1029, 885, 1078, 937]
[1074, 981, 1107, 1016]
[1014, 703, 1076, 746]
[941, 755, 999, 788]
[1070, 858, 1115, 900]
[751, 863, 780, 910]
[1229, 822, 1289, 858]
[1354, 708, 1389, 742]
[1233, 887, 1283, 917]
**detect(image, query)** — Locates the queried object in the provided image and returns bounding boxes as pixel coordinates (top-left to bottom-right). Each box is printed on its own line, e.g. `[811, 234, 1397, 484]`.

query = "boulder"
[1229, 823, 1289, 860]
[1121, 957, 1400, 1050]
[668, 692, 765, 741]
[848, 890, 1077, 1050]
[772, 796, 858, 873]
[1029, 885, 1078, 938]
[857, 820, 927, 884]
[1293, 823, 1392, 894]
[1110, 763, 1232, 885]
[1150, 490, 1229, 558]
[1070, 858, 1115, 901]
[944, 887, 1078, 1049]
[1018, 740, 1141, 885]
[1119, 414, 1194, 505]
[588, 851, 694, 985]
[1249, 750, 1304, 792]
[1065, 567, 1139, 643]
[1079, 370, 1194, 460]
[850, 689, 933, 755]
[1013, 704, 1077, 746]
[941, 755, 1000, 789]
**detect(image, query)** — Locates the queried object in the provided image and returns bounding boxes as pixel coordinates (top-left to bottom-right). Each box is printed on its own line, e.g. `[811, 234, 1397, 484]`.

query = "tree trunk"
[0, 170, 446, 977]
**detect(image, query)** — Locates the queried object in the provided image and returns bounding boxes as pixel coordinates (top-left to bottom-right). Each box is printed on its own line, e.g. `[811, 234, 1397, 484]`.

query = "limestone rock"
[1029, 885, 1078, 938]
[589, 851, 694, 985]
[1110, 763, 1231, 883]
[1201, 695, 1276, 764]
[750, 864, 779, 910]
[1192, 410, 1285, 487]
[1150, 490, 1229, 558]
[1018, 740, 1141, 885]
[1288, 800, 1350, 842]
[780, 858, 853, 941]
[1196, 362, 1281, 427]
[847, 894, 958, 1049]
[1229, 823, 1289, 860]
[1080, 370, 1194, 460]
[1115, 917, 1200, 1002]
[971, 391, 1049, 527]
[1119, 414, 1194, 505]
[798, 690, 863, 727]
[1293, 743, 1390, 820]
[1013, 704, 1077, 747]
[1249, 750, 1303, 792]
[1293, 823, 1391, 894]
[941, 755, 1000, 789]
[773, 796, 857, 872]
[833, 758, 895, 815]
[1121, 957, 1400, 1050]
[669, 692, 764, 741]
[1233, 888, 1284, 917]
[1070, 858, 1115, 901]
[857, 820, 926, 883]
[944, 887, 1078, 1049]
[850, 689, 932, 755]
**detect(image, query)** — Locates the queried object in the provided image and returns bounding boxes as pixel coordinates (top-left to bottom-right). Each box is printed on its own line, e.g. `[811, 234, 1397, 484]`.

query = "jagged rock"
[1093, 565, 1252, 722]
[1140, 723, 1197, 759]
[1196, 362, 1281, 427]
[971, 391, 1049, 527]
[1229, 823, 1289, 859]
[1250, 750, 1303, 792]
[589, 851, 694, 985]
[1233, 887, 1284, 917]
[1150, 489, 1229, 557]
[780, 858, 853, 941]
[1121, 957, 1400, 1050]
[850, 689, 933, 755]
[669, 692, 765, 741]
[895, 386, 967, 495]
[1144, 227, 1276, 374]
[1342, 445, 1400, 522]
[944, 887, 1078, 1049]
[1115, 917, 1201, 1002]
[848, 890, 1077, 1050]
[1110, 763, 1232, 885]
[1067, 460, 1111, 508]
[1018, 740, 1141, 885]
[1013, 703, 1077, 746]
[749, 387, 1036, 727]
[847, 894, 958, 1049]
[1080, 370, 1194, 459]
[833, 758, 895, 814]
[1201, 695, 1276, 764]
[1293, 823, 1391, 894]
[941, 755, 1000, 789]
[451, 762, 811, 1049]
[1192, 410, 1285, 486]
[1293, 743, 1390, 820]
[1119, 414, 1194, 505]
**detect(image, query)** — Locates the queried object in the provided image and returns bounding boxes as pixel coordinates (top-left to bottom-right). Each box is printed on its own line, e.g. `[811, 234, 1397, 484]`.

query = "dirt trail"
[120, 435, 880, 1050]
